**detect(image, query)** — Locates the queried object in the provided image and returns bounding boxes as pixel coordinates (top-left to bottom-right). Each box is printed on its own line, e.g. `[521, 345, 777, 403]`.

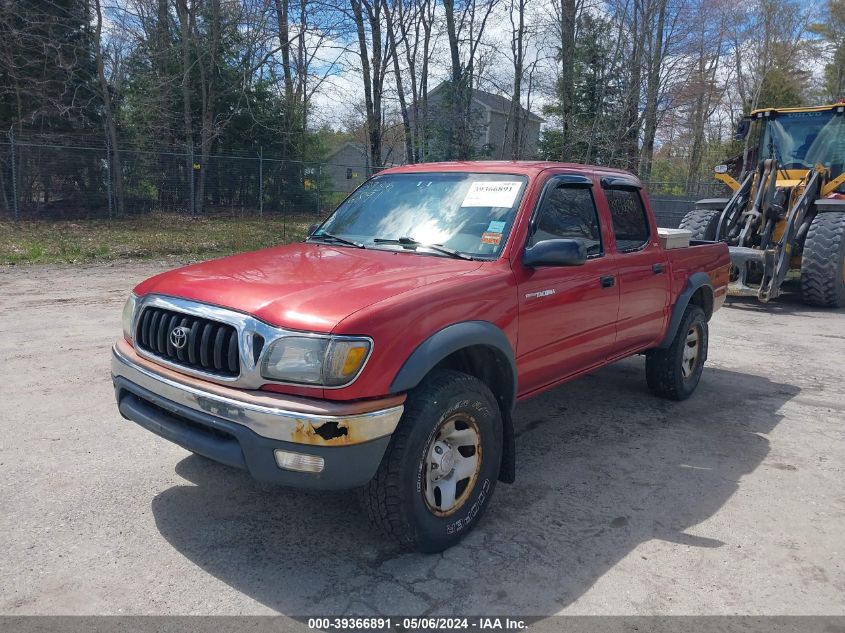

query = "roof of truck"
[379, 160, 638, 181]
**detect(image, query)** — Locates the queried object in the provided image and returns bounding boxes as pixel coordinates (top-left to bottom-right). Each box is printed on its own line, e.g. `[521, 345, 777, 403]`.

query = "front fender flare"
[390, 321, 516, 399]
[389, 320, 518, 484]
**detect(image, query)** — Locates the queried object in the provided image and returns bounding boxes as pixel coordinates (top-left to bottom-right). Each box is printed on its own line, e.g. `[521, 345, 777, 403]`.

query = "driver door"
[514, 175, 620, 395]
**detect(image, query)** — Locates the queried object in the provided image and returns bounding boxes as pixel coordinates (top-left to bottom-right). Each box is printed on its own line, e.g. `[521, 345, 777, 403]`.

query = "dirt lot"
[1, 261, 843, 617]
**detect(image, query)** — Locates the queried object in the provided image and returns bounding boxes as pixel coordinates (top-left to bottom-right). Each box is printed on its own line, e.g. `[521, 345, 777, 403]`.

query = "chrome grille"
[135, 307, 240, 377]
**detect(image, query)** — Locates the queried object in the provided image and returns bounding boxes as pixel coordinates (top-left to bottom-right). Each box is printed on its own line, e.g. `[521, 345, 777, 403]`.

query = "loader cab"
[748, 104, 845, 188]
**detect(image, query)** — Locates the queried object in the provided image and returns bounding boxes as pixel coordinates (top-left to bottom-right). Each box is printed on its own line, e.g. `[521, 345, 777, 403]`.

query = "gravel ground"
[0, 261, 843, 617]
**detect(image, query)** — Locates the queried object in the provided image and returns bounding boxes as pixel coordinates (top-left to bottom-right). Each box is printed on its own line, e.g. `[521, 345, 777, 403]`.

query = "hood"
[134, 243, 483, 332]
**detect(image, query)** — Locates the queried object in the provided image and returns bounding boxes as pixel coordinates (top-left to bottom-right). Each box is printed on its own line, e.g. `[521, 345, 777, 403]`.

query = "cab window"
[529, 184, 603, 257]
[606, 189, 650, 252]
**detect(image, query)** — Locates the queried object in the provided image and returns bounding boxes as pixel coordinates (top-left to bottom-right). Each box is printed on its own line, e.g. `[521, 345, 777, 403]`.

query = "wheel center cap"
[431, 441, 455, 481]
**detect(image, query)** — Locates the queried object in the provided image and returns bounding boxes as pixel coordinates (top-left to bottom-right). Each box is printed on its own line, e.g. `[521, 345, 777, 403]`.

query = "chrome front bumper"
[111, 340, 405, 489]
[111, 340, 404, 446]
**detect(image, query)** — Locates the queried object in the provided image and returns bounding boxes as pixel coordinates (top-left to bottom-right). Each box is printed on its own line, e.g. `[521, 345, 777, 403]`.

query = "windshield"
[312, 172, 528, 259]
[760, 109, 845, 174]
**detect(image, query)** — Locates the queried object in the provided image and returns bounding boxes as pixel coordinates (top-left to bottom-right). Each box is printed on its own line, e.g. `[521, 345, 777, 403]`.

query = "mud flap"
[498, 409, 516, 484]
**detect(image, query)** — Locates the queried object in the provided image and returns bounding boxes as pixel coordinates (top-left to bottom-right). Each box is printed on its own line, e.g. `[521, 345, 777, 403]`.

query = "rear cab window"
[604, 187, 650, 252]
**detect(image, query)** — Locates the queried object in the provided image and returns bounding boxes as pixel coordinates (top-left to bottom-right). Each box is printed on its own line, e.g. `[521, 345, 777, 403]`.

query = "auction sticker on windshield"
[481, 232, 502, 245]
[461, 181, 522, 208]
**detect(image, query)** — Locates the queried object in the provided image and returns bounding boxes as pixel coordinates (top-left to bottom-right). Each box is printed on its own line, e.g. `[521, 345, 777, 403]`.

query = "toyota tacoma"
[112, 161, 730, 552]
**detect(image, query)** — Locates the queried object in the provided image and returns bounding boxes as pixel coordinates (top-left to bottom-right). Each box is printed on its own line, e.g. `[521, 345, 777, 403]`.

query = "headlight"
[260, 336, 371, 386]
[122, 293, 138, 342]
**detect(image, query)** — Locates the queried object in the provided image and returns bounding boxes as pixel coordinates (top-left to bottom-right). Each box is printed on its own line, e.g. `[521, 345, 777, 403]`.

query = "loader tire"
[800, 211, 845, 308]
[679, 207, 721, 241]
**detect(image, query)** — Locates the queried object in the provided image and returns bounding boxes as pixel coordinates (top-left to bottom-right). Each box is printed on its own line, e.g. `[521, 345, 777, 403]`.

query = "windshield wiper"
[373, 236, 474, 260]
[307, 232, 365, 249]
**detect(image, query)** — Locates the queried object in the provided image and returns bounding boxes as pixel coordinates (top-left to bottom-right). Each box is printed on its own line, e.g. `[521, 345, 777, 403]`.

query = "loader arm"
[715, 171, 755, 242]
[758, 170, 822, 302]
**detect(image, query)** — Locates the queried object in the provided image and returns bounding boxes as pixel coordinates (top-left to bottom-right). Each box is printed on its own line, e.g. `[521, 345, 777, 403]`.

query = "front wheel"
[800, 211, 845, 307]
[645, 305, 708, 401]
[360, 369, 502, 552]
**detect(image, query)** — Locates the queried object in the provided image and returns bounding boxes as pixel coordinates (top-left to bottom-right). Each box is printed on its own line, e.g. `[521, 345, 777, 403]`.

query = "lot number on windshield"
[461, 181, 522, 208]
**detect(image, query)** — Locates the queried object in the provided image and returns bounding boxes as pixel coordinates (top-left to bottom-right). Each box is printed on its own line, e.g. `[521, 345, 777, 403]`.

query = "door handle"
[600, 275, 615, 288]
[652, 263, 664, 274]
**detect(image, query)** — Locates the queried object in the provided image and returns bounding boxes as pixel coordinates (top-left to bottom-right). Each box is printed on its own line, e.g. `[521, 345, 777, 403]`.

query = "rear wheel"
[360, 369, 502, 552]
[679, 207, 721, 241]
[646, 305, 708, 401]
[800, 211, 845, 307]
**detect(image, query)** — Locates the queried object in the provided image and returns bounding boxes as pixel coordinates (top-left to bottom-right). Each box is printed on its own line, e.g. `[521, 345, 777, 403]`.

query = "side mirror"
[735, 118, 751, 141]
[523, 239, 587, 267]
[308, 223, 321, 236]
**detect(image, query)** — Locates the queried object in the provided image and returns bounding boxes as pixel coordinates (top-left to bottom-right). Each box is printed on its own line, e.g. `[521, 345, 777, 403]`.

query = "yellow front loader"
[679, 102, 845, 306]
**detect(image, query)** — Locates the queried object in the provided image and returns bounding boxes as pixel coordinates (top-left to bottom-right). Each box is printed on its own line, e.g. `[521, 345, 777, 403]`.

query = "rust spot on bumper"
[291, 419, 365, 446]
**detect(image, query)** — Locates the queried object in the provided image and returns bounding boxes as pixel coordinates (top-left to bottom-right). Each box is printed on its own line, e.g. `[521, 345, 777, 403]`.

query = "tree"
[392, 0, 436, 162]
[93, 0, 125, 216]
[681, 1, 729, 193]
[349, 0, 389, 168]
[554, 0, 578, 161]
[506, 0, 530, 159]
[0, 0, 99, 135]
[0, 0, 101, 213]
[730, 0, 812, 112]
[174, 0, 196, 212]
[383, 0, 413, 164]
[637, 0, 670, 181]
[542, 11, 628, 167]
[442, 0, 498, 159]
[811, 0, 845, 100]
[2, 0, 843, 221]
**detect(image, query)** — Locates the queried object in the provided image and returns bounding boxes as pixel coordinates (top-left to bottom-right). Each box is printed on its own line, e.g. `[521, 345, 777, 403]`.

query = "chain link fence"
[0, 136, 371, 221]
[0, 136, 729, 227]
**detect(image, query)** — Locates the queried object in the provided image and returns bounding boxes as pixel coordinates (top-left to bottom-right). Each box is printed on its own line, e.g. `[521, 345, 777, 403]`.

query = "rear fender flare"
[657, 272, 713, 349]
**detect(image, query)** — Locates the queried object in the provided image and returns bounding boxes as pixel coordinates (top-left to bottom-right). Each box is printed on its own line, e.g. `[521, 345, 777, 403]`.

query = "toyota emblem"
[170, 326, 190, 349]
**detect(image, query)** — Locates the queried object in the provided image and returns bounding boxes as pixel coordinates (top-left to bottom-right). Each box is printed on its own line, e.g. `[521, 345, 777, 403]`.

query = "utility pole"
[316, 163, 321, 216]
[105, 135, 113, 219]
[189, 143, 195, 215]
[9, 128, 19, 221]
[259, 146, 264, 217]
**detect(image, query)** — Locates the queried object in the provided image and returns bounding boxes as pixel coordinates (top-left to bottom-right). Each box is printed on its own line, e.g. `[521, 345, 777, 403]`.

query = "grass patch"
[0, 214, 315, 265]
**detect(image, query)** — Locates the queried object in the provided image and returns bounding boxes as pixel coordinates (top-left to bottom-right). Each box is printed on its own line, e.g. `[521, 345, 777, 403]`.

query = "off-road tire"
[646, 305, 708, 401]
[800, 211, 845, 308]
[359, 369, 502, 553]
[679, 207, 721, 241]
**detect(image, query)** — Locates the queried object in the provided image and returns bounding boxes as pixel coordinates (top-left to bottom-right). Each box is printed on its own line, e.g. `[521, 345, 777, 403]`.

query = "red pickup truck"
[112, 161, 730, 552]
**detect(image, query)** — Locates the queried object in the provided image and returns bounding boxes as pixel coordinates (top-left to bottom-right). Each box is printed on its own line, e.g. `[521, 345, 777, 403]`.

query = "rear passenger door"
[600, 180, 670, 356]
[515, 175, 620, 394]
